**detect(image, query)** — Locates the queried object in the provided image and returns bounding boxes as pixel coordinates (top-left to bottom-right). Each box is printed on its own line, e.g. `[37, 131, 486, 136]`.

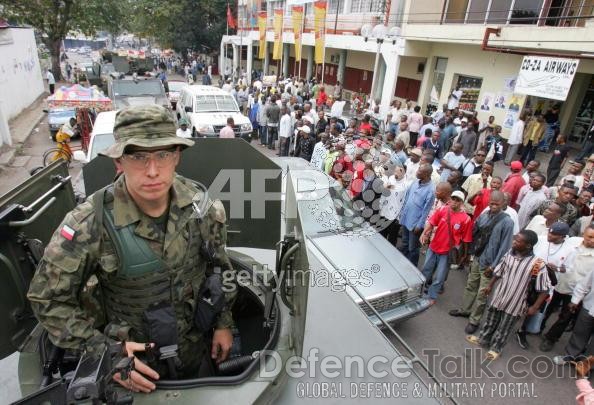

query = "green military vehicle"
[1, 139, 452, 404]
[102, 50, 155, 76]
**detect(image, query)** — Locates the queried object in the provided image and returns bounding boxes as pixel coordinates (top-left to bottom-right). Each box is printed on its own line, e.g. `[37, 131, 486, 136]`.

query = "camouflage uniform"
[27, 105, 236, 377]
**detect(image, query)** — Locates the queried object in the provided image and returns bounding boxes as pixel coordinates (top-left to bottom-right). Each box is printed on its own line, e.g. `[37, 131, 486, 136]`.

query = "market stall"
[47, 84, 113, 152]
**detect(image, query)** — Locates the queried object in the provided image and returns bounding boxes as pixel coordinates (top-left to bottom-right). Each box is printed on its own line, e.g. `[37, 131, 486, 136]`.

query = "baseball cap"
[563, 174, 577, 183]
[100, 105, 194, 158]
[451, 190, 465, 201]
[549, 221, 570, 236]
[298, 125, 311, 134]
[510, 161, 523, 171]
[453, 118, 461, 125]
[410, 147, 423, 157]
[461, 118, 468, 123]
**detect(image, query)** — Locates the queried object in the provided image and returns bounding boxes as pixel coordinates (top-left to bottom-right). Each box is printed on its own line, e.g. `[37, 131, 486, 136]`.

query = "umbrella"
[47, 84, 113, 111]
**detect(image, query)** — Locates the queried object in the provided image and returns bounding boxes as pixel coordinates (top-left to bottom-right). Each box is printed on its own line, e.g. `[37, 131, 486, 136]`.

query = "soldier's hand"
[113, 341, 159, 393]
[211, 328, 233, 364]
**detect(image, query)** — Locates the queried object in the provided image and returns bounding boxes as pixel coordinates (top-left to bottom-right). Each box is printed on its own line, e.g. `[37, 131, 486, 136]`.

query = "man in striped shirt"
[466, 230, 551, 360]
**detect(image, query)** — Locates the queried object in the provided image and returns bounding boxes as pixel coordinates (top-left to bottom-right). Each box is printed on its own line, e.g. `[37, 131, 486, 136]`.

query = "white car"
[176, 85, 252, 138]
[73, 111, 116, 164]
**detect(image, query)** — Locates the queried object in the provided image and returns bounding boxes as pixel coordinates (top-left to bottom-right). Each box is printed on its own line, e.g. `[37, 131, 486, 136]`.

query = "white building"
[0, 25, 44, 146]
[222, 0, 594, 143]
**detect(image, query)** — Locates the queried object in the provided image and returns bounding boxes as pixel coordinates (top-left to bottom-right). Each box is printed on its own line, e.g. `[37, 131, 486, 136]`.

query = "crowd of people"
[224, 76, 594, 371]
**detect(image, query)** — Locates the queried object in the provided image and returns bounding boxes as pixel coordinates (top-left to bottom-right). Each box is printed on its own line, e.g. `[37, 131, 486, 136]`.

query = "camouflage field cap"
[99, 105, 194, 158]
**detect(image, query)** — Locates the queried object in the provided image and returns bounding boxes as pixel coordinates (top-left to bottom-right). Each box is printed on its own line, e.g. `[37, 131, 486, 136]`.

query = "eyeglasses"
[121, 148, 179, 169]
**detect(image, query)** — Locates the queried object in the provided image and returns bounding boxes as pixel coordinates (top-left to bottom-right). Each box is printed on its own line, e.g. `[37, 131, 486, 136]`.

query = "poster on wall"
[495, 92, 509, 109]
[456, 75, 483, 111]
[503, 111, 519, 129]
[479, 92, 494, 111]
[515, 55, 579, 101]
[507, 94, 525, 112]
[504, 77, 517, 92]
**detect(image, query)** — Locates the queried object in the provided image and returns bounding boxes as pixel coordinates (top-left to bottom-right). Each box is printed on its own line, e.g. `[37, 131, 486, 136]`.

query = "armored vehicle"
[1, 139, 451, 404]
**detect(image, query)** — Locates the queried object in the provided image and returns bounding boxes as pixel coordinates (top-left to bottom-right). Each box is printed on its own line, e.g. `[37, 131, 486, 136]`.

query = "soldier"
[28, 105, 237, 393]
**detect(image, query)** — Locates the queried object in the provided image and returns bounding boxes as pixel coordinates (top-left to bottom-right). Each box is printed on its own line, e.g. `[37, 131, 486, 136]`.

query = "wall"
[0, 28, 44, 121]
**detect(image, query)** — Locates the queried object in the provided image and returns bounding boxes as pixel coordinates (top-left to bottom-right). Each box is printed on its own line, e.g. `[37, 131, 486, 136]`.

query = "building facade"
[221, 0, 594, 142]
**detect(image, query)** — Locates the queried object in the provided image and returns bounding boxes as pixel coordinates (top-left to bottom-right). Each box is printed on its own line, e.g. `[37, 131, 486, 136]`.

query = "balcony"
[407, 0, 594, 27]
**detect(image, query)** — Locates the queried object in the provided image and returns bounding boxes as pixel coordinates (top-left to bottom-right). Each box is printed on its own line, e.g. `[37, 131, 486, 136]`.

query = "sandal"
[485, 351, 500, 361]
[466, 335, 480, 346]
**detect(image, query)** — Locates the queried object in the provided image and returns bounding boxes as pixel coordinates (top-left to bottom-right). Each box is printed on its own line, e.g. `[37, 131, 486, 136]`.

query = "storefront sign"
[515, 56, 579, 101]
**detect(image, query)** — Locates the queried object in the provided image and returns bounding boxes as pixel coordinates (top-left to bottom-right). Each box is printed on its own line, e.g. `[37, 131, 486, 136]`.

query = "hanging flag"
[292, 5, 303, 62]
[272, 9, 283, 61]
[258, 11, 267, 59]
[227, 4, 237, 29]
[314, 1, 327, 64]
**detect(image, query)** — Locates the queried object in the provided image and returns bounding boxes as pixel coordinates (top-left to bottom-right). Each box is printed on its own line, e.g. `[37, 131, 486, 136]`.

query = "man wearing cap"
[404, 147, 423, 184]
[502, 161, 526, 210]
[294, 125, 316, 161]
[420, 190, 472, 304]
[529, 222, 586, 351]
[28, 105, 237, 392]
[176, 119, 192, 138]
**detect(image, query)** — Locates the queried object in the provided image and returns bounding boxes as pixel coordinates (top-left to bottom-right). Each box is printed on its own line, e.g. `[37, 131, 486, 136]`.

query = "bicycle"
[43, 142, 73, 166]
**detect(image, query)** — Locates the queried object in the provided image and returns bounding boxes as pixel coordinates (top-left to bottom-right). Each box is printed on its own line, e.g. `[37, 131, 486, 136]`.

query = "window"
[194, 95, 239, 112]
[430, 57, 448, 104]
[487, 0, 513, 23]
[510, 0, 544, 24]
[444, 0, 469, 23]
[467, 0, 490, 23]
[350, 0, 384, 13]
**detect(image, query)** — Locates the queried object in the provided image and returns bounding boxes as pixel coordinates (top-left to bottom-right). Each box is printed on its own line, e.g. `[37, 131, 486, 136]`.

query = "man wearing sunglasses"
[28, 105, 237, 393]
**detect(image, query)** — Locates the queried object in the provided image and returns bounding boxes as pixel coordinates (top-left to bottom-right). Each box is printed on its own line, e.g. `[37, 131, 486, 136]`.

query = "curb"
[0, 111, 45, 170]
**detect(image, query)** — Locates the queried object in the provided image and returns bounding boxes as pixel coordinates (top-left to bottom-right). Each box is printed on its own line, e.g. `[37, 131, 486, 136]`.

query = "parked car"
[72, 110, 116, 164]
[176, 85, 252, 138]
[166, 80, 187, 110]
[46, 108, 76, 141]
[107, 78, 170, 110]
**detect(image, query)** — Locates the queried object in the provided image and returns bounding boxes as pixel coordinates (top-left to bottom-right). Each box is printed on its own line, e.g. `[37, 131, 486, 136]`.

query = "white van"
[176, 85, 252, 138]
[73, 110, 117, 164]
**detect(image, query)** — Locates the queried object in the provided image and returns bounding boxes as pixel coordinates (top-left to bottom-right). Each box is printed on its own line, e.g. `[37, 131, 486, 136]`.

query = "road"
[0, 55, 583, 404]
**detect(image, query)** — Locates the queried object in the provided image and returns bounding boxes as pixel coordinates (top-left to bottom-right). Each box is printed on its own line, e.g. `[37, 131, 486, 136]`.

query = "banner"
[273, 8, 283, 60]
[313, 1, 327, 64]
[258, 11, 267, 59]
[515, 55, 579, 101]
[292, 5, 303, 62]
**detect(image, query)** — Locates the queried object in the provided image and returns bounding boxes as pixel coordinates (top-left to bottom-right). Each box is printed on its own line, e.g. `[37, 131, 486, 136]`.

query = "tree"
[0, 0, 127, 80]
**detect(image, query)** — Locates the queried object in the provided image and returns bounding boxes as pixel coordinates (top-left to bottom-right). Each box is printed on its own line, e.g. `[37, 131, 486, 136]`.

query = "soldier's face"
[115, 146, 180, 206]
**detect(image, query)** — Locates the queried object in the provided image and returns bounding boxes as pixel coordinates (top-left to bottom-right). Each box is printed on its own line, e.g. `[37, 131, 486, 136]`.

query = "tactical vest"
[93, 187, 206, 343]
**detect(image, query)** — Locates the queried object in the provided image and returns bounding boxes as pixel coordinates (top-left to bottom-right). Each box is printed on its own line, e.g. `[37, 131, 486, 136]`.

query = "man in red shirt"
[316, 86, 328, 109]
[420, 190, 473, 304]
[469, 176, 503, 222]
[502, 160, 526, 210]
[359, 115, 372, 135]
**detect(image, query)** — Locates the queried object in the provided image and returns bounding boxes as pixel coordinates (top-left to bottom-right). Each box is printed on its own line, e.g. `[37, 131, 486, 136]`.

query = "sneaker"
[516, 330, 529, 350]
[449, 309, 470, 318]
[553, 355, 575, 366]
[539, 338, 555, 352]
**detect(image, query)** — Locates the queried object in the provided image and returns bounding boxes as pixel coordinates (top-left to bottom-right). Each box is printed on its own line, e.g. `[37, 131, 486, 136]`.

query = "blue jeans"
[401, 227, 421, 266]
[259, 125, 267, 145]
[422, 248, 450, 299]
[539, 123, 558, 151]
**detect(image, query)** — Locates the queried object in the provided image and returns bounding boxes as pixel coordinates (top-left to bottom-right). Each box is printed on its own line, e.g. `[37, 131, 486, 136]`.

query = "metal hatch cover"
[0, 161, 76, 360]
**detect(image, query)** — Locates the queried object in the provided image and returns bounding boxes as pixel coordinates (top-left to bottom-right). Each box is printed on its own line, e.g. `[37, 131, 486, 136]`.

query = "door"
[0, 162, 76, 360]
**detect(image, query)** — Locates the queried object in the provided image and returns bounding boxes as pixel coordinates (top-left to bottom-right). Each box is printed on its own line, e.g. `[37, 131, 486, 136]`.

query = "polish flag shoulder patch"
[60, 225, 76, 241]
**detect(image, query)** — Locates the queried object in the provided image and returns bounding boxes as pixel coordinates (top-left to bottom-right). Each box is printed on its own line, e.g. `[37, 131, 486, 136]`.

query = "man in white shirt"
[47, 69, 56, 94]
[553, 225, 594, 365]
[447, 86, 463, 110]
[404, 148, 422, 184]
[379, 165, 408, 246]
[219, 117, 236, 138]
[526, 202, 566, 238]
[516, 173, 548, 229]
[278, 106, 292, 157]
[310, 134, 328, 171]
[176, 120, 192, 138]
[505, 113, 525, 165]
[222, 79, 233, 93]
[539, 224, 591, 352]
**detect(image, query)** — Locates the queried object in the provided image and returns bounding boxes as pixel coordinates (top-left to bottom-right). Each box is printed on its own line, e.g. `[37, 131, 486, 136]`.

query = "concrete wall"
[0, 28, 44, 121]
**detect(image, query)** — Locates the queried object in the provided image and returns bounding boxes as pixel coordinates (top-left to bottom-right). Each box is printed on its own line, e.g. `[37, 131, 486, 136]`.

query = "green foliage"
[130, 0, 229, 52]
